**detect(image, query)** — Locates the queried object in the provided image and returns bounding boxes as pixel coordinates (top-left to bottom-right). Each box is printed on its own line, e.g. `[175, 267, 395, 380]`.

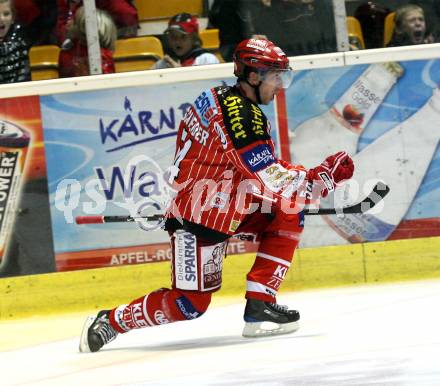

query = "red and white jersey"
[166, 85, 308, 236]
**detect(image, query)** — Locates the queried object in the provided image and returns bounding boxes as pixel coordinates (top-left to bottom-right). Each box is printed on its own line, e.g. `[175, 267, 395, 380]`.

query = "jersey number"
[168, 129, 193, 182]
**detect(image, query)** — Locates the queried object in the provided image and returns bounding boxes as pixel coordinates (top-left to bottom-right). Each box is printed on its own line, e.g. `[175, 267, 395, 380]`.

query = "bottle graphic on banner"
[0, 120, 30, 266]
[303, 87, 440, 246]
[291, 62, 404, 168]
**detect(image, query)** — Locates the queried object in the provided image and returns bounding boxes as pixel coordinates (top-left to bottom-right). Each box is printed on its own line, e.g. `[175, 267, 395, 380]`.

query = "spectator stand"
[29, 45, 61, 81]
[347, 16, 365, 49]
[134, 0, 208, 35]
[114, 36, 164, 72]
[384, 12, 396, 47]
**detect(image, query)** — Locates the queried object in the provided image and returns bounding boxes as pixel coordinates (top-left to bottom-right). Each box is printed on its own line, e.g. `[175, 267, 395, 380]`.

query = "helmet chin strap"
[244, 79, 263, 104]
[239, 68, 264, 104]
[254, 81, 263, 104]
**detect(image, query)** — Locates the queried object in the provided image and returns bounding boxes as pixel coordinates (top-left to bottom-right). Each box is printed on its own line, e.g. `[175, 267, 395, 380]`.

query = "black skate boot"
[79, 310, 118, 353]
[242, 298, 300, 337]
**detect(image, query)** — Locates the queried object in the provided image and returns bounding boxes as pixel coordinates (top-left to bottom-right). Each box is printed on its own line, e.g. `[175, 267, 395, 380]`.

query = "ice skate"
[79, 310, 118, 353]
[242, 298, 300, 338]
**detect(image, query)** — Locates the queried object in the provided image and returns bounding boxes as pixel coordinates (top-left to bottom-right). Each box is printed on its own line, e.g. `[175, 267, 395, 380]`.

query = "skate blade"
[79, 315, 96, 353]
[242, 320, 300, 338]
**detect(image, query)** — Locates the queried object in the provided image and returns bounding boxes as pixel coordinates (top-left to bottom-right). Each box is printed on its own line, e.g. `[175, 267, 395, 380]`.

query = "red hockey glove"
[307, 151, 354, 197]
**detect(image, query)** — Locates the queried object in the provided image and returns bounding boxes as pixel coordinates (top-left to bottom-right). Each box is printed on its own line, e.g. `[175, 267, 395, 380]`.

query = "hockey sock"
[109, 288, 212, 333]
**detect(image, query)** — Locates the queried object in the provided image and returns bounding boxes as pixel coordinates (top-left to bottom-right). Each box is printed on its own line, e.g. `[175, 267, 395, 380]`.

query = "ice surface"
[1, 280, 440, 386]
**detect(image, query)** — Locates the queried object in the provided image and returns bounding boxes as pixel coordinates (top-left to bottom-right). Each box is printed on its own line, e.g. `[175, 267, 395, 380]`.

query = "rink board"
[1, 235, 439, 320]
[0, 44, 439, 275]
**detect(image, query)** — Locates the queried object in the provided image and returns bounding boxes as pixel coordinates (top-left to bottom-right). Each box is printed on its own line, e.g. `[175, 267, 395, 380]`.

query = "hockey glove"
[307, 151, 354, 197]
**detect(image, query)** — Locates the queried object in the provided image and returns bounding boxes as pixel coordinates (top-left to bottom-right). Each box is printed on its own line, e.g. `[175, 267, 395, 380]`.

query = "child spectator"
[152, 13, 219, 69]
[55, 0, 137, 44]
[58, 6, 117, 78]
[409, 0, 440, 41]
[387, 4, 434, 47]
[0, 0, 31, 84]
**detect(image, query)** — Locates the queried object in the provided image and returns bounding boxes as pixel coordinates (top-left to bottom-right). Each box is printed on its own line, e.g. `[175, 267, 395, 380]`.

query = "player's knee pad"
[171, 229, 227, 293]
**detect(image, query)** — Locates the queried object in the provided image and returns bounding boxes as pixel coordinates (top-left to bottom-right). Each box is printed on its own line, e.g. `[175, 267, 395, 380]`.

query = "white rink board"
[1, 279, 440, 386]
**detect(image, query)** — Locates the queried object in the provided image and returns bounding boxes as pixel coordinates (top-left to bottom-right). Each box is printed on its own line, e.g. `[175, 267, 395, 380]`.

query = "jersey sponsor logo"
[241, 144, 276, 172]
[210, 191, 229, 209]
[215, 86, 228, 95]
[154, 310, 170, 325]
[318, 171, 334, 192]
[273, 265, 288, 280]
[175, 230, 198, 290]
[194, 91, 217, 126]
[213, 121, 228, 149]
[250, 104, 265, 136]
[201, 242, 226, 291]
[233, 232, 257, 242]
[219, 88, 270, 149]
[175, 297, 201, 320]
[222, 95, 247, 139]
[183, 107, 209, 146]
[281, 169, 306, 199]
[122, 301, 150, 328]
[257, 164, 304, 196]
[229, 219, 240, 233]
[257, 164, 288, 192]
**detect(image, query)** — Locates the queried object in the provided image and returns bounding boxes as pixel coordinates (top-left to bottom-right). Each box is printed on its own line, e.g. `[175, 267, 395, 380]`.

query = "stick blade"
[358, 181, 390, 214]
[304, 181, 390, 215]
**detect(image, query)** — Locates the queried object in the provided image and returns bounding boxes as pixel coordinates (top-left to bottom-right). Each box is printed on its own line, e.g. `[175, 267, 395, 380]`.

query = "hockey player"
[79, 38, 354, 352]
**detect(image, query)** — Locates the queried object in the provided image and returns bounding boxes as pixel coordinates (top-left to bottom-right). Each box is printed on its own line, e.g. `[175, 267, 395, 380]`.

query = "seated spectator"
[14, 0, 57, 45]
[387, 4, 435, 47]
[152, 13, 220, 69]
[55, 0, 137, 44]
[0, 0, 31, 84]
[59, 6, 117, 77]
[409, 0, 440, 42]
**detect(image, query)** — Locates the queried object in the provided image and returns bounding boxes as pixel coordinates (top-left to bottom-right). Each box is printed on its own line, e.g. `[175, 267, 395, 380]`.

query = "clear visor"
[260, 68, 294, 89]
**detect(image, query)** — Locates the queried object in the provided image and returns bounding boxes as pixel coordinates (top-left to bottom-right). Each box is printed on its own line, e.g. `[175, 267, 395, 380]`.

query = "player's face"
[259, 70, 292, 104]
[167, 30, 194, 57]
[401, 10, 426, 44]
[0, 2, 13, 40]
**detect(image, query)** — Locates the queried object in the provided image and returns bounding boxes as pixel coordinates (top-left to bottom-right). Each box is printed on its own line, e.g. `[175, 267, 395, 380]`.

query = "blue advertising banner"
[285, 59, 440, 247]
[40, 59, 440, 270]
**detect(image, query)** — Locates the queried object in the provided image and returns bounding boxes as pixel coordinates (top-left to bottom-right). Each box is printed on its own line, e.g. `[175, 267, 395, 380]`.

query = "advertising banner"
[0, 96, 54, 276]
[39, 58, 440, 271]
[284, 59, 440, 247]
[41, 79, 278, 271]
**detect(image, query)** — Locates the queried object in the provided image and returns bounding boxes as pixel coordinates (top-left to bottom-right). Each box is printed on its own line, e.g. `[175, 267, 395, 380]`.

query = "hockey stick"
[303, 181, 389, 215]
[75, 182, 389, 224]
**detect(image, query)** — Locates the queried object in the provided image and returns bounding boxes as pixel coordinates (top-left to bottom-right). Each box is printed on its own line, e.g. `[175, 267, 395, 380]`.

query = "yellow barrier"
[1, 236, 439, 320]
